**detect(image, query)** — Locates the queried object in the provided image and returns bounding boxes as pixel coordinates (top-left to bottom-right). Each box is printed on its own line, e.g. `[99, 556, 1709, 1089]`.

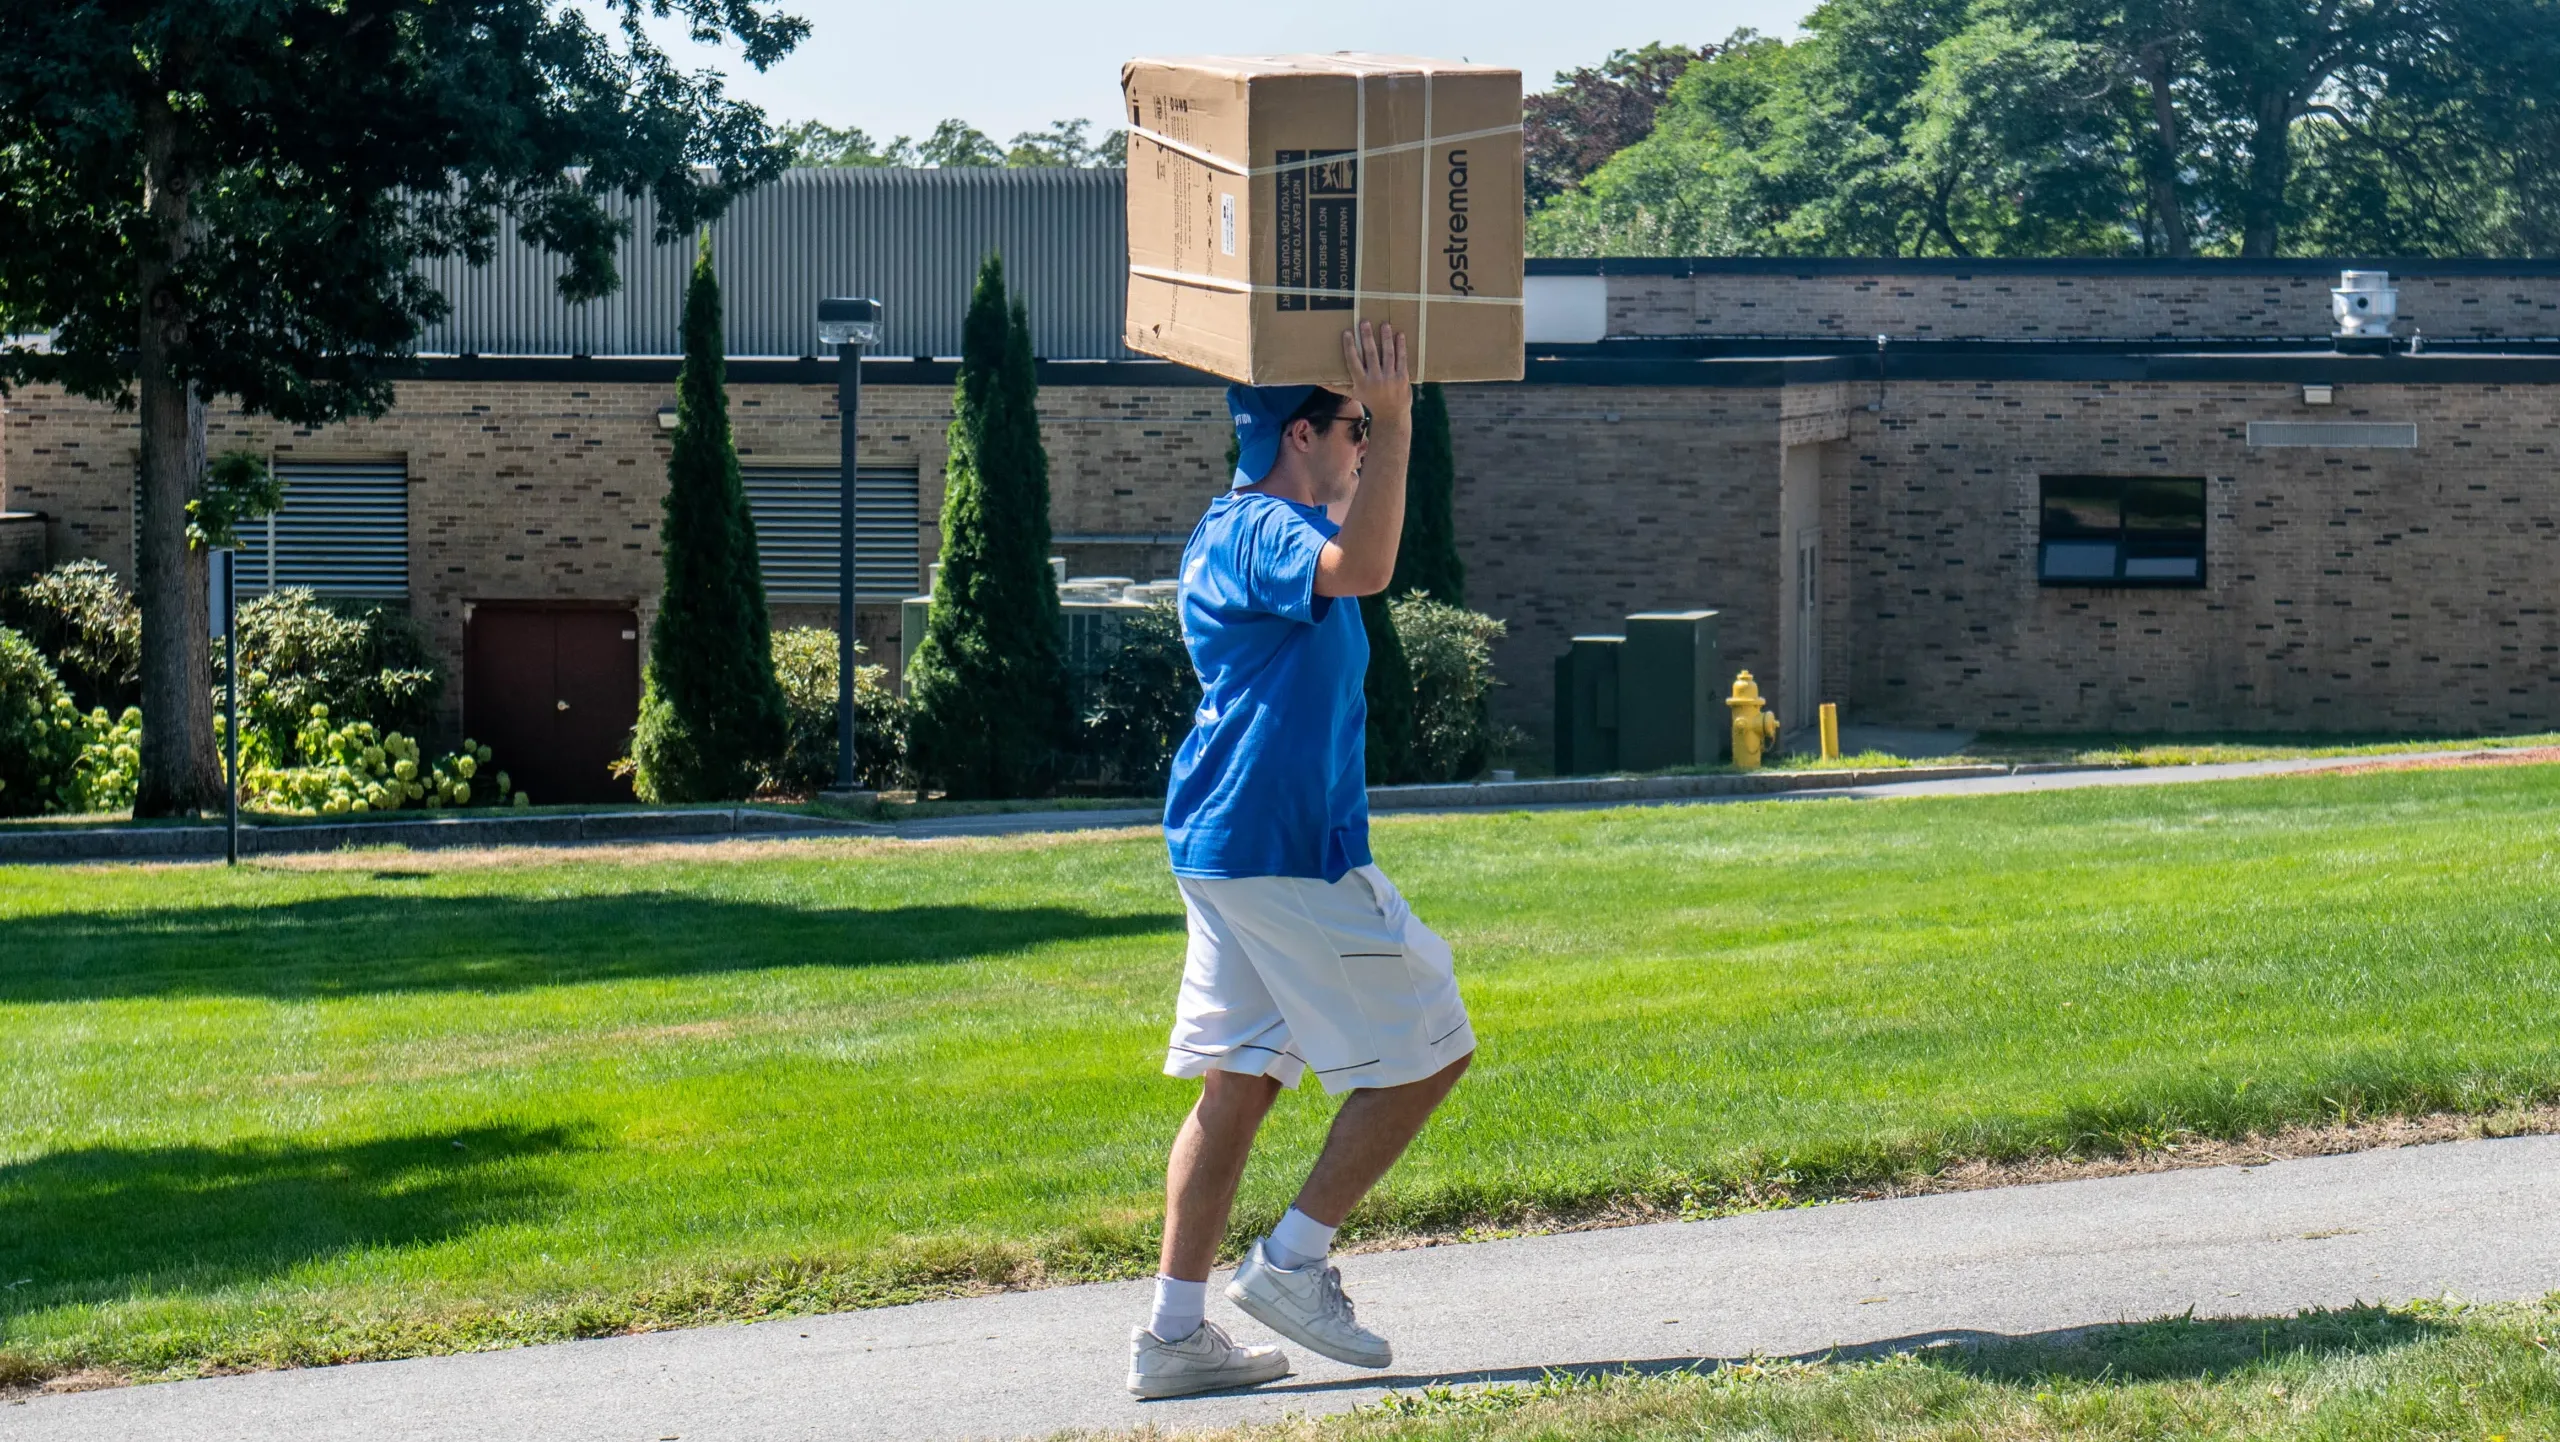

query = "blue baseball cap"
[1226, 384, 1320, 488]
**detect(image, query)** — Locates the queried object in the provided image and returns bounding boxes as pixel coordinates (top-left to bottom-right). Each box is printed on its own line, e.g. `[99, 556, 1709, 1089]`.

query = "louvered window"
[250, 460, 410, 597]
[740, 465, 922, 603]
[135, 459, 410, 598]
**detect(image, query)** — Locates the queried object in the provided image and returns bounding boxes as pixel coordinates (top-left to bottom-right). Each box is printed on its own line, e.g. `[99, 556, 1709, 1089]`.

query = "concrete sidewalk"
[14, 1135, 2556, 1442]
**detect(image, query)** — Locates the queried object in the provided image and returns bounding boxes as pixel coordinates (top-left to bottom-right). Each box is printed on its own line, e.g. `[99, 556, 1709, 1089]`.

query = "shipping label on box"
[1121, 54, 1525, 386]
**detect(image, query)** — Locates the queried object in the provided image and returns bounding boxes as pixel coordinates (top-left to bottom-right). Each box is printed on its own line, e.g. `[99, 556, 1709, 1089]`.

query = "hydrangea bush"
[230, 704, 526, 816]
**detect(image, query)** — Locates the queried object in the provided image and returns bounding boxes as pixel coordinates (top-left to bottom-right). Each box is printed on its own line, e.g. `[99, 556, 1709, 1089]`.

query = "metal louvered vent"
[741, 465, 922, 603]
[249, 461, 412, 597]
[2245, 421, 2419, 448]
[147, 460, 410, 598]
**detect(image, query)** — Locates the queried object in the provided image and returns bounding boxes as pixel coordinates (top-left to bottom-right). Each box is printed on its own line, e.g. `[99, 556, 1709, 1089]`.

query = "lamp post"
[816, 296, 883, 794]
[213, 546, 240, 865]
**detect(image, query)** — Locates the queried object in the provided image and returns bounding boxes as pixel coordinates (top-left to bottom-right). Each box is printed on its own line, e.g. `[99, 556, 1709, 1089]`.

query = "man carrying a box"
[1128, 321, 1477, 1399]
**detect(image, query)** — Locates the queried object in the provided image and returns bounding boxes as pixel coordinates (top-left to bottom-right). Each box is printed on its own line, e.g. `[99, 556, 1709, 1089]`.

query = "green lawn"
[1126, 1300, 2560, 1442]
[6, 766, 2560, 1387]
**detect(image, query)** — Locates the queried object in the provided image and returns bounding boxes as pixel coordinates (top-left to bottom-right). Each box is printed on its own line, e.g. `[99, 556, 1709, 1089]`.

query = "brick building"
[9, 234, 2560, 789]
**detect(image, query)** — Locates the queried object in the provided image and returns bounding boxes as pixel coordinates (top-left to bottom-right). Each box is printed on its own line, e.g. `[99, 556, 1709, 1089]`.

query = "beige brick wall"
[15, 370, 2559, 750]
[1605, 271, 2560, 340]
[3, 379, 1233, 731]
[1835, 379, 2560, 734]
[1446, 385, 1786, 738]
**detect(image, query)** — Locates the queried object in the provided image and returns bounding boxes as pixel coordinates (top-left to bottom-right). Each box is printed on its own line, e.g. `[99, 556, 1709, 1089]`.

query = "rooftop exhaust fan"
[2332, 270, 2398, 348]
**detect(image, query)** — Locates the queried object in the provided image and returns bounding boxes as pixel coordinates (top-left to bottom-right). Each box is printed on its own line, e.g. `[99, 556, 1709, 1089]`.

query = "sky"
[659, 0, 1821, 149]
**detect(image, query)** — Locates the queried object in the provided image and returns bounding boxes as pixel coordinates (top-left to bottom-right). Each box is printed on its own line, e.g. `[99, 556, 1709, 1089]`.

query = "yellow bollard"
[1819, 702, 1840, 762]
[1726, 670, 1782, 770]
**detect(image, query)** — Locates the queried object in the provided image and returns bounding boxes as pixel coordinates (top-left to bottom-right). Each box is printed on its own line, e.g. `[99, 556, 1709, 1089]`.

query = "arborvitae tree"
[630, 234, 789, 801]
[1362, 598, 1419, 785]
[1390, 382, 1464, 608]
[905, 254, 1074, 798]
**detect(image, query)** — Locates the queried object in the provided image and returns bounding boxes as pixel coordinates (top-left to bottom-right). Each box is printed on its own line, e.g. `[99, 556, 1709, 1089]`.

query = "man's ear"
[1284, 418, 1316, 452]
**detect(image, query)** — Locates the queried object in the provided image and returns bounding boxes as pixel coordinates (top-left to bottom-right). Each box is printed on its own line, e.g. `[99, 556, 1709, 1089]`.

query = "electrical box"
[1616, 610, 1722, 770]
[1553, 634, 1625, 775]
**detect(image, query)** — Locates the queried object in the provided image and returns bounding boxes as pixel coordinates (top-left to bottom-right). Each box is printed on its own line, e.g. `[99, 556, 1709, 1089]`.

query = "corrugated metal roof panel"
[417, 168, 1131, 361]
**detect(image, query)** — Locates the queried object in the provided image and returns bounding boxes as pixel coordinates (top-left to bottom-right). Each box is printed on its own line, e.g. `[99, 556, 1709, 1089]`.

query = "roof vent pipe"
[2332, 270, 2398, 340]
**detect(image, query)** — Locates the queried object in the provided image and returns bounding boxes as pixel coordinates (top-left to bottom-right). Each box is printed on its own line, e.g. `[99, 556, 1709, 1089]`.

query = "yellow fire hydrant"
[1727, 670, 1781, 770]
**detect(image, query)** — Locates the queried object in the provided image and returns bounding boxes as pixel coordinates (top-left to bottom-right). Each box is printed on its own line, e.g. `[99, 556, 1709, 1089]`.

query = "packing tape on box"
[1125, 122, 1523, 179]
[1127, 263, 1522, 307]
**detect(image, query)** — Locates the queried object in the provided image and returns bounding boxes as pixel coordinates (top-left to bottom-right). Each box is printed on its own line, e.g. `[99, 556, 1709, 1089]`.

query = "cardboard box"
[1121, 54, 1524, 385]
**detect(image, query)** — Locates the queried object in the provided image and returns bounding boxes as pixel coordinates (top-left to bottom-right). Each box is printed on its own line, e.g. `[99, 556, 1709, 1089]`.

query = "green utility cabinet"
[1552, 609, 1721, 774]
[1552, 635, 1625, 774]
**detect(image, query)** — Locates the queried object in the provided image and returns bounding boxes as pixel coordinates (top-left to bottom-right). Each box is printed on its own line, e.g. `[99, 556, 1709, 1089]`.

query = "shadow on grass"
[1248, 1306, 2446, 1398]
[0, 1124, 586, 1312]
[2, 895, 1182, 1002]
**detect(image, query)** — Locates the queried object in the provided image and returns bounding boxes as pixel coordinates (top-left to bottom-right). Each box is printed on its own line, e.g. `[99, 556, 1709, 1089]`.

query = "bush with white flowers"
[230, 704, 529, 815]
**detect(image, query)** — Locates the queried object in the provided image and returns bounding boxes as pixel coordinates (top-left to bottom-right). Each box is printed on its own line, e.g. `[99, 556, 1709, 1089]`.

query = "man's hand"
[1342, 320, 1412, 420]
[1314, 322, 1415, 598]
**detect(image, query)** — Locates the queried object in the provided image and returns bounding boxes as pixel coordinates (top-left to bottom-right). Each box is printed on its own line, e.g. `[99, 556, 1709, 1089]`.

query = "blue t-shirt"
[1163, 492, 1372, 881]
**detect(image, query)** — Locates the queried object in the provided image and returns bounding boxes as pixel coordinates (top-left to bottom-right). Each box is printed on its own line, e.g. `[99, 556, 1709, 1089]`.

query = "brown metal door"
[464, 605, 640, 805]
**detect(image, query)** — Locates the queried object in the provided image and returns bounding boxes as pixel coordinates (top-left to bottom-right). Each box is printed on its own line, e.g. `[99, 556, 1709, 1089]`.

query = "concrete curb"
[1369, 763, 2014, 811]
[5, 747, 2536, 862]
[0, 807, 886, 864]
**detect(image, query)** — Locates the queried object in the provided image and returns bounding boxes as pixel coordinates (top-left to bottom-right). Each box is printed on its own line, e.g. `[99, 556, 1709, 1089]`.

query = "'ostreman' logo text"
[1443, 149, 1472, 296]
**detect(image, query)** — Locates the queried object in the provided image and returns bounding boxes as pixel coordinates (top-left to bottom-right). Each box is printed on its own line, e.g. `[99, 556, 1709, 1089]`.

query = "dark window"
[2038, 475, 2205, 587]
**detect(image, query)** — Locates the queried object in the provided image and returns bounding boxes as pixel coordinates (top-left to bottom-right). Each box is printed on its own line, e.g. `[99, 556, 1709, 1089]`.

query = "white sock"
[1267, 1207, 1337, 1270]
[1148, 1275, 1205, 1341]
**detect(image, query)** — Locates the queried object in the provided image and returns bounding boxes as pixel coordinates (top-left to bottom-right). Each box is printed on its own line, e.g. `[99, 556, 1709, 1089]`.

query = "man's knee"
[1200, 1068, 1284, 1118]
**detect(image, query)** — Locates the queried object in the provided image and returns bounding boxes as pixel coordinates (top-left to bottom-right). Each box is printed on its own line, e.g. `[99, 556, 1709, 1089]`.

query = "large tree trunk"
[2239, 92, 2295, 258]
[2141, 44, 2192, 258]
[132, 99, 222, 818]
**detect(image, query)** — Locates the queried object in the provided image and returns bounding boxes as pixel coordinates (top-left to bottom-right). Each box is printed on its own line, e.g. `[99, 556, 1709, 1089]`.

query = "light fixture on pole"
[817, 296, 884, 795]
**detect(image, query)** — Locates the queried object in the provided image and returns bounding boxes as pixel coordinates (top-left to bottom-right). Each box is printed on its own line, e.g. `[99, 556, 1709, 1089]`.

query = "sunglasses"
[1324, 409, 1372, 444]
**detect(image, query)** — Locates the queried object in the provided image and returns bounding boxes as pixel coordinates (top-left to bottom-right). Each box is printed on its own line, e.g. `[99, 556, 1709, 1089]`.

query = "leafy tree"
[1525, 44, 1720, 205]
[631, 235, 790, 802]
[919, 119, 1005, 168]
[1006, 119, 1131, 168]
[1532, 0, 2560, 259]
[905, 254, 1075, 798]
[0, 0, 802, 815]
[779, 121, 920, 168]
[787, 116, 1129, 170]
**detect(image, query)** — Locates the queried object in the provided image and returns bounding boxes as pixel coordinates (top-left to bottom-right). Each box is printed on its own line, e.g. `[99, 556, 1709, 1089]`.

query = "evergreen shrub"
[904, 254, 1075, 798]
[1082, 601, 1200, 794]
[1391, 382, 1465, 607]
[630, 234, 789, 802]
[1361, 596, 1419, 784]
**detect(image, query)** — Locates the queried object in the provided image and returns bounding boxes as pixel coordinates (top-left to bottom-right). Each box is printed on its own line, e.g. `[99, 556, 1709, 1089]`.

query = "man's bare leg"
[1290, 1052, 1471, 1227]
[1161, 1070, 1283, 1281]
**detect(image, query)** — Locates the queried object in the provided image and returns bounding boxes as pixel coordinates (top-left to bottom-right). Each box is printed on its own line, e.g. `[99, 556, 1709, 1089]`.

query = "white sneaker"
[1125, 1320, 1291, 1398]
[1224, 1239, 1392, 1368]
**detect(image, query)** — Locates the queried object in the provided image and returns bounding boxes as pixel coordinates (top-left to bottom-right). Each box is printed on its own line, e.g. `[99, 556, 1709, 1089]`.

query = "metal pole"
[834, 340, 862, 790]
[221, 549, 240, 866]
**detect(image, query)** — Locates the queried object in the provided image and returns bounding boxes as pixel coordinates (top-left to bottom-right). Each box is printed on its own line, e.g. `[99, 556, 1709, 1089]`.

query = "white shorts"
[1165, 864, 1475, 1095]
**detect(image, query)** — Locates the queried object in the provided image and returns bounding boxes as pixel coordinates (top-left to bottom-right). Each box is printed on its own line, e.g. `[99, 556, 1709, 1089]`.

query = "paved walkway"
[15, 1136, 2556, 1442]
